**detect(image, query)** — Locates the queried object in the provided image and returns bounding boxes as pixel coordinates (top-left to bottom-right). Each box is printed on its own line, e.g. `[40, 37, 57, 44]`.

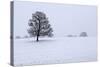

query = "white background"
[0, 0, 99, 67]
[14, 1, 97, 37]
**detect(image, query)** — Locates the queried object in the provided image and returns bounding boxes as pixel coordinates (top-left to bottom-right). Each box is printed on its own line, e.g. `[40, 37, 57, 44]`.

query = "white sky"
[14, 1, 97, 37]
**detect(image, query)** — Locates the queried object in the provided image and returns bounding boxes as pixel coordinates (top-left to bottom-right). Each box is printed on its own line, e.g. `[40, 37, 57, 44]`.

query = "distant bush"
[80, 32, 88, 37]
[23, 35, 29, 38]
[67, 35, 73, 37]
[73, 35, 77, 37]
[16, 36, 21, 39]
[67, 35, 77, 37]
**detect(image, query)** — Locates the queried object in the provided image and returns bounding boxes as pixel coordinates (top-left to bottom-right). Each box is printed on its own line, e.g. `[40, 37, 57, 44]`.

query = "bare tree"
[28, 11, 53, 41]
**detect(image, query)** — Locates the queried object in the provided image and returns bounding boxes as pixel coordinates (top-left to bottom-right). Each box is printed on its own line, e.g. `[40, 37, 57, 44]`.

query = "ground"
[14, 37, 97, 66]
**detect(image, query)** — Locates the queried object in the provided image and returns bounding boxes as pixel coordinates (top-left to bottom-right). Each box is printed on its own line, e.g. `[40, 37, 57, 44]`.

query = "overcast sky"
[13, 1, 97, 37]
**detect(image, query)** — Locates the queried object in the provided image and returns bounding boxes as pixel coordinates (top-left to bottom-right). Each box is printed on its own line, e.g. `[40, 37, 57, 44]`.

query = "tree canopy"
[28, 11, 53, 41]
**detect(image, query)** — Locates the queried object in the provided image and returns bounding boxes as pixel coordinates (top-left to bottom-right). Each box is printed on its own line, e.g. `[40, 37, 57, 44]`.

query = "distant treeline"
[15, 32, 88, 39]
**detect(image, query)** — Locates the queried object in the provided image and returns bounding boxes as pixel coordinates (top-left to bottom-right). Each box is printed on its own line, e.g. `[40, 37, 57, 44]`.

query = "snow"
[14, 37, 97, 66]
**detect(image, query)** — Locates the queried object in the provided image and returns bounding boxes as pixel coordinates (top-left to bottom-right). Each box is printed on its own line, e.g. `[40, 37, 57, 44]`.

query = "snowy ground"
[14, 37, 97, 66]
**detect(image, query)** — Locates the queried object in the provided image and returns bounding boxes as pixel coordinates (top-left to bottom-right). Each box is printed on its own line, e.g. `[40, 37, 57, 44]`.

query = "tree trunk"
[36, 18, 40, 42]
[36, 28, 39, 41]
[36, 35, 39, 42]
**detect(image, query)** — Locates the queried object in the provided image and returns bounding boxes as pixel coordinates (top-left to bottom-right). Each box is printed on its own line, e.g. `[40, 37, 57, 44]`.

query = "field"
[14, 37, 97, 66]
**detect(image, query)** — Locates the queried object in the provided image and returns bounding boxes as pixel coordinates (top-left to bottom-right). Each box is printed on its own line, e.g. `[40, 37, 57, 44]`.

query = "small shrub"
[67, 35, 73, 37]
[16, 36, 21, 39]
[24, 35, 29, 38]
[80, 32, 88, 37]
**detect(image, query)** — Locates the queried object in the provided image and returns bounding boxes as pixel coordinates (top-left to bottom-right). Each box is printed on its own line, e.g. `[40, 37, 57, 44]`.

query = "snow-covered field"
[14, 37, 97, 66]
